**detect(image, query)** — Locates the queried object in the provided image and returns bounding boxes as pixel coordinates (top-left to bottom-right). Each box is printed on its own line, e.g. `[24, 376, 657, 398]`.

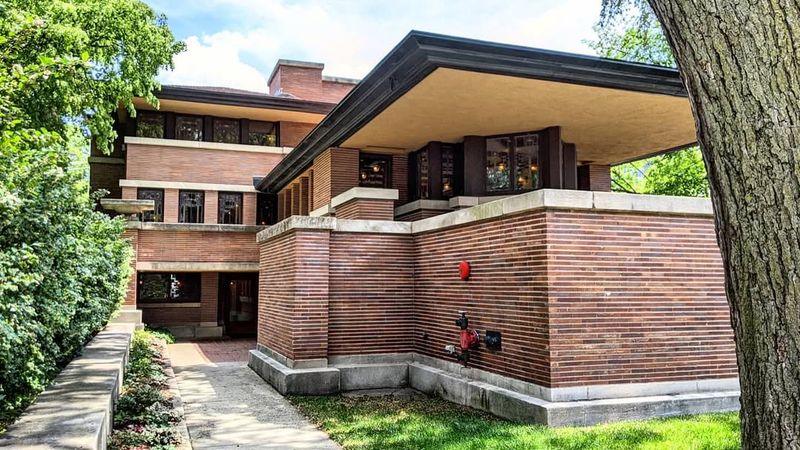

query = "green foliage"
[0, 0, 182, 427]
[589, 2, 708, 197]
[110, 330, 181, 450]
[611, 148, 710, 197]
[291, 395, 741, 450]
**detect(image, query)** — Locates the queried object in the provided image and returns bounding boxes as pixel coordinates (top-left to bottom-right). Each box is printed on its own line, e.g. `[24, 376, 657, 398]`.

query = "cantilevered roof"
[132, 85, 335, 123]
[257, 31, 695, 193]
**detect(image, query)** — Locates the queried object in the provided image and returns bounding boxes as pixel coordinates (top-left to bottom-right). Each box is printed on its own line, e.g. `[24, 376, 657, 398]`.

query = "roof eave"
[156, 85, 335, 115]
[257, 30, 688, 193]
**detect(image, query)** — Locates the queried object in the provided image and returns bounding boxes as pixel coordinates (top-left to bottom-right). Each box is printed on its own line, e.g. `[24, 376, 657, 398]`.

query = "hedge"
[0, 128, 133, 427]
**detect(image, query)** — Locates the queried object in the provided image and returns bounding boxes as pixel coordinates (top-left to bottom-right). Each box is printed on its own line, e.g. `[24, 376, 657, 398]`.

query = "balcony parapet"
[124, 136, 292, 155]
[126, 222, 265, 233]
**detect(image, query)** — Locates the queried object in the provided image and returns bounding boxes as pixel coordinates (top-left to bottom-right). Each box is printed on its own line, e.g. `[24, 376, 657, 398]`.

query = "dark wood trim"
[257, 30, 686, 193]
[164, 112, 176, 139]
[562, 142, 577, 190]
[462, 136, 485, 196]
[540, 126, 563, 189]
[156, 85, 335, 115]
[428, 142, 443, 200]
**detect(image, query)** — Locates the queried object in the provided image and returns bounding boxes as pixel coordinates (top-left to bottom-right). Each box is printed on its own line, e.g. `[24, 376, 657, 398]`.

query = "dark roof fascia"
[257, 31, 688, 193]
[155, 85, 335, 115]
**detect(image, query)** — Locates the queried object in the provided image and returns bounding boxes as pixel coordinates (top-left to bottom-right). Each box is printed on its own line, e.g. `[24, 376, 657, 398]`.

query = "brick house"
[97, 31, 739, 425]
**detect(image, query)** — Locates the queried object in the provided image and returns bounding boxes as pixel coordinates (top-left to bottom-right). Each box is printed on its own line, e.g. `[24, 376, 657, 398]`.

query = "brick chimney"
[268, 59, 357, 104]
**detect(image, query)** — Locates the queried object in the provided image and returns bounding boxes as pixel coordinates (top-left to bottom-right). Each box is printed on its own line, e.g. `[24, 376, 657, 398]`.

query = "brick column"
[258, 228, 331, 364]
[163, 189, 179, 223]
[243, 192, 257, 225]
[277, 191, 285, 221]
[299, 176, 310, 215]
[312, 147, 359, 209]
[290, 183, 300, 216]
[200, 272, 218, 325]
[330, 187, 399, 220]
[122, 228, 138, 306]
[578, 164, 612, 192]
[204, 191, 218, 224]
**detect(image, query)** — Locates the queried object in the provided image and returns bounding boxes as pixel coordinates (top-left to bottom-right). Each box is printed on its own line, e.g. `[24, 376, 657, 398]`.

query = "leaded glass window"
[218, 192, 243, 224]
[136, 112, 165, 139]
[213, 118, 240, 144]
[137, 188, 164, 222]
[175, 115, 204, 141]
[178, 190, 204, 223]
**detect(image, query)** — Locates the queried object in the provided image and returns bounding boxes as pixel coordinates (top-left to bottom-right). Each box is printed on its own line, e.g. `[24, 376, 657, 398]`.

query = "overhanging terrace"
[257, 30, 694, 194]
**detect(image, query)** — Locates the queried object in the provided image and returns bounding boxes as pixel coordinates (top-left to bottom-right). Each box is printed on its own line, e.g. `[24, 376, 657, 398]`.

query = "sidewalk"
[168, 340, 339, 450]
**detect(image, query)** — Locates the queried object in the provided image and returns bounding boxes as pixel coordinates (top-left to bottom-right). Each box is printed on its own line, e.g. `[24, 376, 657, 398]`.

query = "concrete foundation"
[248, 348, 740, 427]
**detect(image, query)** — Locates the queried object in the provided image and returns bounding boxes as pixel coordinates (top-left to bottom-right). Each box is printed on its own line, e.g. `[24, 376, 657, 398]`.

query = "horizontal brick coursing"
[142, 306, 201, 324]
[137, 230, 258, 262]
[545, 211, 734, 386]
[335, 199, 395, 220]
[413, 211, 552, 385]
[395, 209, 450, 222]
[126, 144, 282, 185]
[90, 163, 124, 199]
[259, 231, 296, 359]
[329, 233, 414, 355]
[279, 121, 316, 147]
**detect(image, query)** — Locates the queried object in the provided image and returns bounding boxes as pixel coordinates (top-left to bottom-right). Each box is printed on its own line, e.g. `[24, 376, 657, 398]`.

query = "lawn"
[289, 394, 740, 450]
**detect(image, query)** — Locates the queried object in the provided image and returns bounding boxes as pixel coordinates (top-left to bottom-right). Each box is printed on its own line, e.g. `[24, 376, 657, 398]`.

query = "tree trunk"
[647, 1, 800, 448]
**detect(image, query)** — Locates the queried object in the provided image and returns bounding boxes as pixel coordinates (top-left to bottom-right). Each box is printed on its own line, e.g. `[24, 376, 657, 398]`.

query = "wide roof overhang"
[257, 31, 696, 193]
[132, 85, 332, 123]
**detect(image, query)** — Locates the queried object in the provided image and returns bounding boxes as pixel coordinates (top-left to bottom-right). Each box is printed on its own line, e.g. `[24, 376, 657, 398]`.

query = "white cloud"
[157, 0, 602, 90]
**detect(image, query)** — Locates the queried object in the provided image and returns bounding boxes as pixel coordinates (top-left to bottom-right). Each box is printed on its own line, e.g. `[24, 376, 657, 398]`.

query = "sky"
[149, 0, 603, 93]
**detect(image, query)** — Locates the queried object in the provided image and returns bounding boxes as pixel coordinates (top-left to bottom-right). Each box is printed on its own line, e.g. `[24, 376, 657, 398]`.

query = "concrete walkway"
[169, 340, 339, 450]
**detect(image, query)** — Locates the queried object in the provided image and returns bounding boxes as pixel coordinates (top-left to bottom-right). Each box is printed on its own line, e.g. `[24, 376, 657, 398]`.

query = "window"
[137, 188, 164, 222]
[213, 118, 240, 144]
[417, 149, 429, 199]
[486, 133, 540, 192]
[179, 190, 204, 223]
[218, 192, 243, 224]
[359, 153, 392, 188]
[442, 145, 455, 198]
[248, 121, 277, 146]
[514, 134, 540, 191]
[136, 111, 165, 139]
[137, 272, 201, 303]
[175, 115, 204, 141]
[256, 193, 277, 225]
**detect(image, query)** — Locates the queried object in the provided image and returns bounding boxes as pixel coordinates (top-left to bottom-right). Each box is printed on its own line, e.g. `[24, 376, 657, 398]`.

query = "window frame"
[248, 120, 278, 147]
[135, 111, 166, 139]
[136, 272, 201, 303]
[484, 130, 542, 194]
[174, 114, 205, 142]
[218, 191, 244, 225]
[212, 117, 241, 144]
[178, 190, 205, 223]
[137, 188, 164, 222]
[358, 153, 393, 189]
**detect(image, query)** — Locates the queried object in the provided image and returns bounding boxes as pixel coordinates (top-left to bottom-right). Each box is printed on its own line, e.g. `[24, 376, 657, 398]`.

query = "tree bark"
[647, 1, 800, 448]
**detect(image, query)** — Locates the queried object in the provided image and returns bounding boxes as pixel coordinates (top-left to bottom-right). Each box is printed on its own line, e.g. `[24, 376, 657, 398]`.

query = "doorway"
[219, 272, 258, 337]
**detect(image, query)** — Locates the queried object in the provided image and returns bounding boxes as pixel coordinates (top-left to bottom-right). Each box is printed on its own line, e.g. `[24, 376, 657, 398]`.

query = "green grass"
[290, 394, 741, 450]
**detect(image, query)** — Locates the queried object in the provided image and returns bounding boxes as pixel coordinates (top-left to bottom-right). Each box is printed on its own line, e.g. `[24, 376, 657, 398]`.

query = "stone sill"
[136, 261, 259, 272]
[124, 136, 292, 155]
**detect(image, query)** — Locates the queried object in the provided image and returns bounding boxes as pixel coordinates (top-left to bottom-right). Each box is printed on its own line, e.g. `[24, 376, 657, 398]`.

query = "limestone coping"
[0, 324, 134, 449]
[100, 198, 154, 215]
[329, 187, 399, 209]
[394, 199, 451, 217]
[258, 190, 713, 243]
[136, 261, 259, 272]
[309, 204, 334, 217]
[256, 215, 411, 243]
[125, 136, 291, 155]
[119, 179, 259, 193]
[126, 222, 265, 233]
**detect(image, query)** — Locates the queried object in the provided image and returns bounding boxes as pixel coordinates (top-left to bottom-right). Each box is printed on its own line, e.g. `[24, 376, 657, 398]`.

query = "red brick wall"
[269, 64, 354, 103]
[413, 211, 552, 386]
[312, 148, 359, 210]
[90, 162, 124, 199]
[335, 199, 395, 221]
[126, 144, 282, 185]
[258, 230, 331, 361]
[142, 306, 201, 324]
[392, 154, 408, 205]
[258, 231, 296, 359]
[137, 230, 258, 262]
[279, 121, 316, 147]
[545, 210, 735, 386]
[578, 164, 612, 192]
[204, 191, 219, 224]
[329, 233, 414, 355]
[243, 192, 257, 225]
[200, 272, 218, 324]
